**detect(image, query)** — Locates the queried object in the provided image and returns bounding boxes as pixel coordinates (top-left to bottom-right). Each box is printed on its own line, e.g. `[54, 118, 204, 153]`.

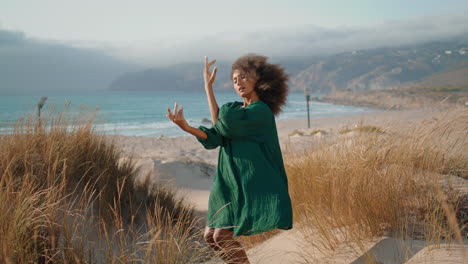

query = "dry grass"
[3, 103, 467, 263]
[286, 107, 467, 256]
[288, 129, 305, 136]
[310, 129, 327, 136]
[0, 108, 212, 263]
[339, 125, 385, 135]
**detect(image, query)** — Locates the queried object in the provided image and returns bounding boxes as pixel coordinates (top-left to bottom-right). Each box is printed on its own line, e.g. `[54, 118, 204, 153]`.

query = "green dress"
[197, 100, 293, 236]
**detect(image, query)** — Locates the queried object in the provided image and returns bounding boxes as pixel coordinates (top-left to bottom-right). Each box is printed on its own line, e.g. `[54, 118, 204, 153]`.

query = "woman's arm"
[184, 126, 208, 140]
[203, 56, 219, 124]
[167, 103, 208, 140]
[205, 86, 219, 124]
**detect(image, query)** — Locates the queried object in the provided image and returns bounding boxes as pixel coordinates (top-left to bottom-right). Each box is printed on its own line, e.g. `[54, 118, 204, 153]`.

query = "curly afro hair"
[231, 54, 289, 116]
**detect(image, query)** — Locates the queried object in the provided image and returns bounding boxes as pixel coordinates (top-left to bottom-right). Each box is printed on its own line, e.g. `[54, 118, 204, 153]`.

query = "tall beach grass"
[0, 107, 211, 263]
[286, 107, 467, 259]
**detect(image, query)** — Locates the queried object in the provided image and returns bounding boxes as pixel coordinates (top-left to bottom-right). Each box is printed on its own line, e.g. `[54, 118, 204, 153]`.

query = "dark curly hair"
[231, 54, 289, 116]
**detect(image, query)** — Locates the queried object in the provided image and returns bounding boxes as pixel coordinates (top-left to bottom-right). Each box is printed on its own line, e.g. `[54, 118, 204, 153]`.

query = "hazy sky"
[1, 0, 468, 65]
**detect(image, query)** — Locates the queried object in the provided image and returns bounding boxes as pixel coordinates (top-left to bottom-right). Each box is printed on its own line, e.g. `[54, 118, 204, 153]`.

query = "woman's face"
[232, 69, 256, 98]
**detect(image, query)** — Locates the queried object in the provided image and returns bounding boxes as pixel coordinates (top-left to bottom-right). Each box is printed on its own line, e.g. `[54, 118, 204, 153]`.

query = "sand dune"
[108, 108, 467, 263]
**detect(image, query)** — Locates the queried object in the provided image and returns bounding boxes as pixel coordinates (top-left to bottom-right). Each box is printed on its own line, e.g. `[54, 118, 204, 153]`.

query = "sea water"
[0, 91, 374, 137]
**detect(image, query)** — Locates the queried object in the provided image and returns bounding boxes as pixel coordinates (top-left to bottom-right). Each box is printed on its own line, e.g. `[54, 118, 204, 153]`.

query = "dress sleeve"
[196, 125, 224, 149]
[215, 102, 272, 139]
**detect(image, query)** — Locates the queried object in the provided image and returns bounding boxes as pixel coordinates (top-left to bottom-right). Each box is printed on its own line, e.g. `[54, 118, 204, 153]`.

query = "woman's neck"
[242, 93, 260, 107]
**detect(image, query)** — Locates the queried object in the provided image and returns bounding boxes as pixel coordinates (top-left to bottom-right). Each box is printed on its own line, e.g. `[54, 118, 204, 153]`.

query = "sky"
[1, 0, 468, 65]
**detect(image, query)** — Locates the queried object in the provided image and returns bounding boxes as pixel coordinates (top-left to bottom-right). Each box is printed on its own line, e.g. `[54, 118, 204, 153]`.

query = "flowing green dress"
[197, 100, 293, 236]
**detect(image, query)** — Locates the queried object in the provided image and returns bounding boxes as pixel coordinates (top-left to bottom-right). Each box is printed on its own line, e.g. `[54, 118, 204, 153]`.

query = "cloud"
[1, 11, 467, 93]
[0, 29, 135, 93]
[109, 12, 468, 66]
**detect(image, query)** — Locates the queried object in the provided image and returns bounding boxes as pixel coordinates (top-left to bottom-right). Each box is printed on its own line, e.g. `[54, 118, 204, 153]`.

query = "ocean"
[0, 91, 375, 137]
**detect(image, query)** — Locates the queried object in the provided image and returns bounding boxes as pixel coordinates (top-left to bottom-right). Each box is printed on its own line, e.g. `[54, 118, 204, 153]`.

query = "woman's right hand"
[167, 102, 189, 131]
[204, 56, 217, 88]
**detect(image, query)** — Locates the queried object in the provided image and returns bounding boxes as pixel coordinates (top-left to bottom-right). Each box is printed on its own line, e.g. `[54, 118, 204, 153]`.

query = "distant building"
[445, 50, 452, 55]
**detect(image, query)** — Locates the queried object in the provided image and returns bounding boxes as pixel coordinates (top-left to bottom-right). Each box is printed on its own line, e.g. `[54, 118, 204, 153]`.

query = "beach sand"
[106, 108, 467, 263]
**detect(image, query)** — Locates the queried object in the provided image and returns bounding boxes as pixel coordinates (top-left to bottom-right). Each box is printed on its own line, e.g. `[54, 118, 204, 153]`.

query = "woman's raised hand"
[204, 56, 217, 88]
[167, 102, 189, 131]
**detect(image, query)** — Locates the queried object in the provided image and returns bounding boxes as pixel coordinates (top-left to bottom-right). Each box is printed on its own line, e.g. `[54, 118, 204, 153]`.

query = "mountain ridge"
[108, 38, 468, 93]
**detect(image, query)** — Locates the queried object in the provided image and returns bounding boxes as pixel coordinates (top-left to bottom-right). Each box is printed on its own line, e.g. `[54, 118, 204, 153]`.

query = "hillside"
[108, 38, 468, 93]
[407, 64, 468, 88]
[317, 76, 468, 110]
[292, 42, 468, 93]
[108, 62, 233, 92]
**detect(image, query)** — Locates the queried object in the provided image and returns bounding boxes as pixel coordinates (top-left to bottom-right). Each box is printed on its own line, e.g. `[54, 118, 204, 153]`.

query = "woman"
[167, 54, 293, 264]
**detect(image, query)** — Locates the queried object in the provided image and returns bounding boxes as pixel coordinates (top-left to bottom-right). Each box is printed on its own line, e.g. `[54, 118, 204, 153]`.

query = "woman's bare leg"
[204, 227, 222, 251]
[213, 228, 250, 264]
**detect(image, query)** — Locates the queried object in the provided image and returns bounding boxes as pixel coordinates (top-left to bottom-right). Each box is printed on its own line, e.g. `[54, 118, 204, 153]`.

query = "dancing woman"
[167, 54, 293, 264]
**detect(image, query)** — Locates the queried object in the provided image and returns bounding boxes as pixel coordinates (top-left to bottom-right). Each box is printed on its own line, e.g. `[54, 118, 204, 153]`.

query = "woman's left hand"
[204, 56, 217, 88]
[167, 102, 189, 131]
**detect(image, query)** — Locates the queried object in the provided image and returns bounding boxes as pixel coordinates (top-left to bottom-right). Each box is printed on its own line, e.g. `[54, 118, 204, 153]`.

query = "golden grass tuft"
[0, 107, 211, 263]
[310, 129, 327, 136]
[286, 107, 467, 254]
[288, 129, 305, 136]
[354, 125, 384, 134]
[338, 127, 353, 134]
